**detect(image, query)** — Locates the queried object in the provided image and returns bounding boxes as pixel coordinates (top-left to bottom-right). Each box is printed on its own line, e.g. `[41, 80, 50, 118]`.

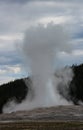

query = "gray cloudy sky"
[0, 0, 83, 84]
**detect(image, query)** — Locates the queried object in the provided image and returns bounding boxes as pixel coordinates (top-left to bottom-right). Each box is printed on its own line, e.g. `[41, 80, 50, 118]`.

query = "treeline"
[0, 64, 83, 113]
[69, 64, 83, 104]
[0, 78, 28, 113]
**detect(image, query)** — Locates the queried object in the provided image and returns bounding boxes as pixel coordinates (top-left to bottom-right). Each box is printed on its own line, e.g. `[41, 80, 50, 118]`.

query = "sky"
[0, 0, 83, 84]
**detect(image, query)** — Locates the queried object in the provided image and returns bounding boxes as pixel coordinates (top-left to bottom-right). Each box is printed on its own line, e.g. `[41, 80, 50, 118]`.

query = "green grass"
[0, 121, 83, 130]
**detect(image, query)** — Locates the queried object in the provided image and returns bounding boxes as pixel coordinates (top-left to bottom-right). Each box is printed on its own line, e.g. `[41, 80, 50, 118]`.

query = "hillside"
[69, 64, 83, 104]
[0, 78, 29, 113]
[0, 64, 83, 113]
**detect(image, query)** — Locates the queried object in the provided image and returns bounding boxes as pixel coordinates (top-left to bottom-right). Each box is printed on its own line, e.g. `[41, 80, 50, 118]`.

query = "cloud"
[0, 0, 29, 4]
[0, 64, 21, 74]
[0, 0, 83, 4]
[0, 76, 15, 85]
[0, 64, 22, 85]
[0, 0, 83, 84]
[0, 50, 22, 66]
[0, 0, 81, 35]
[0, 0, 82, 37]
[38, 16, 72, 25]
[55, 49, 83, 68]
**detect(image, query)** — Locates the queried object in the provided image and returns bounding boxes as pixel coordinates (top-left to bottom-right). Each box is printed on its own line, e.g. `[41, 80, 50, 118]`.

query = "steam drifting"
[3, 23, 73, 113]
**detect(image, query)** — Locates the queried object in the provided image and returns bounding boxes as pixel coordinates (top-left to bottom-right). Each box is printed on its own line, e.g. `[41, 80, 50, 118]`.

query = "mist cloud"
[3, 23, 74, 113]
[22, 23, 71, 74]
[0, 0, 83, 89]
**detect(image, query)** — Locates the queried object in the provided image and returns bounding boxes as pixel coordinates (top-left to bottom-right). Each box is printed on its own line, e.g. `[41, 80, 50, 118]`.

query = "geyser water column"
[22, 23, 71, 107]
[3, 23, 72, 113]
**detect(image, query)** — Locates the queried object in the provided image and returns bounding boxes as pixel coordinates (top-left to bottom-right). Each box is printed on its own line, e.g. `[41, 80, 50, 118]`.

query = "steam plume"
[3, 23, 73, 113]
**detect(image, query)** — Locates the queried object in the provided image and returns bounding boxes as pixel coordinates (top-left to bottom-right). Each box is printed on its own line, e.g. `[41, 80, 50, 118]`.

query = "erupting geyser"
[3, 23, 73, 113]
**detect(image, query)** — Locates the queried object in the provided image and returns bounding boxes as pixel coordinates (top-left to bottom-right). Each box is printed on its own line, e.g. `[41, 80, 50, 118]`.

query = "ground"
[0, 105, 83, 129]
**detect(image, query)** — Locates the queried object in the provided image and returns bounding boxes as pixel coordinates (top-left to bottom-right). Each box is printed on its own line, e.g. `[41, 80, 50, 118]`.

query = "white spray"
[3, 23, 73, 113]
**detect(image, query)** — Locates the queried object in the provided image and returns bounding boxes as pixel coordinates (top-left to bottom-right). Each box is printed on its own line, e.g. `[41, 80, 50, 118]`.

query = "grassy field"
[0, 121, 83, 130]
